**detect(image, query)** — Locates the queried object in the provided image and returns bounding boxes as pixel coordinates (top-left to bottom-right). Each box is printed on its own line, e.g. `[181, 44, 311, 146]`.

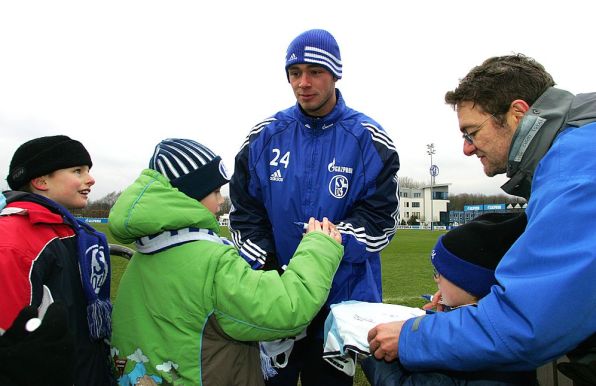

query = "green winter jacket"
[109, 169, 343, 386]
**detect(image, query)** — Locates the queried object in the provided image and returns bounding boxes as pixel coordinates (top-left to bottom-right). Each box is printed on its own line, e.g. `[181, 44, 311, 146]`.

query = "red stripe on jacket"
[0, 201, 75, 330]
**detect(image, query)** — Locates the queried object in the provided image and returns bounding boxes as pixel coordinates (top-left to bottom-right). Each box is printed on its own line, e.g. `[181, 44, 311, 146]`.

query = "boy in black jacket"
[0, 135, 115, 385]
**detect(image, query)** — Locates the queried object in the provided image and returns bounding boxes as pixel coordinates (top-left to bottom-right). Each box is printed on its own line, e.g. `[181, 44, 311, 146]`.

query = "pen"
[294, 221, 309, 231]
[422, 294, 437, 314]
[421, 294, 433, 302]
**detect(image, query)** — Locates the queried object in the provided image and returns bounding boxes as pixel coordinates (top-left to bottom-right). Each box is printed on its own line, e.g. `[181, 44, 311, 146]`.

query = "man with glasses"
[367, 54, 596, 385]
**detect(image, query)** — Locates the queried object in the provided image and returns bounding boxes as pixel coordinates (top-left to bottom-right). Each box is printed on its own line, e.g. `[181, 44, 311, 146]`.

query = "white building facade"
[399, 183, 450, 226]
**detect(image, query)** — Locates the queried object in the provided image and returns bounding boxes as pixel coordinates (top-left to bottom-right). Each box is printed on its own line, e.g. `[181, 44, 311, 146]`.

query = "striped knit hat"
[285, 29, 342, 80]
[149, 138, 230, 201]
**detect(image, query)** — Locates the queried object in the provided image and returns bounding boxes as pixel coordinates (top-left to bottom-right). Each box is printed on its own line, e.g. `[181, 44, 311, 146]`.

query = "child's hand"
[306, 217, 342, 244]
[422, 290, 446, 312]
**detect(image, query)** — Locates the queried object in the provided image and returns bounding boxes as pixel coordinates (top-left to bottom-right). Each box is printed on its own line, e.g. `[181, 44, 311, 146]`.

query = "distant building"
[399, 183, 450, 226]
[219, 213, 229, 227]
[449, 203, 525, 226]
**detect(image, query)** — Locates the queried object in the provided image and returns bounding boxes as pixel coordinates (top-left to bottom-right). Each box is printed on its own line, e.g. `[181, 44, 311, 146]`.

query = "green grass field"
[96, 223, 445, 385]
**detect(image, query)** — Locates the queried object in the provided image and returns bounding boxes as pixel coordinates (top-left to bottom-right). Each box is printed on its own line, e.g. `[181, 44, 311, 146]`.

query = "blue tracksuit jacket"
[229, 90, 400, 319]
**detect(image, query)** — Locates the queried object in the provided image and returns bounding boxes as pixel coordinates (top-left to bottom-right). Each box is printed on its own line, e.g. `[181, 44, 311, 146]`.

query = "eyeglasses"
[462, 114, 495, 145]
[433, 267, 440, 280]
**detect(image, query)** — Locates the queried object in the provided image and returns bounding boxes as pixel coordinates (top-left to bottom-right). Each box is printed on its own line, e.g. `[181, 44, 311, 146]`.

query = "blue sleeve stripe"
[337, 172, 400, 252]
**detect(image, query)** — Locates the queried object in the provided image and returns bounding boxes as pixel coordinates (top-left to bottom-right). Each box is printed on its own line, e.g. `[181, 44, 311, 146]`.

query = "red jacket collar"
[6, 201, 64, 225]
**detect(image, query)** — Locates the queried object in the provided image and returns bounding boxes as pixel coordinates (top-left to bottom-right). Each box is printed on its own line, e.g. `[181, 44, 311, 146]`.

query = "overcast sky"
[1, 0, 594, 201]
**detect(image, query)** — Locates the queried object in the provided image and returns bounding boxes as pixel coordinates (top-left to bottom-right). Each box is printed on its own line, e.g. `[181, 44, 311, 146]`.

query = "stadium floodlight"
[426, 143, 436, 231]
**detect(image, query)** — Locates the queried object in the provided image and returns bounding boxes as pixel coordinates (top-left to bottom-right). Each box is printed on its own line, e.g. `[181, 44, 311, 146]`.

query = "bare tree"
[75, 191, 122, 218]
[448, 193, 526, 211]
[94, 191, 122, 207]
[406, 214, 419, 225]
[399, 176, 424, 189]
[216, 196, 231, 217]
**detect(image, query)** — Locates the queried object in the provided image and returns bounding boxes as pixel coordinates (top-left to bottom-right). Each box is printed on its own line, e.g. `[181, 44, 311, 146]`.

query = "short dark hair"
[445, 54, 555, 124]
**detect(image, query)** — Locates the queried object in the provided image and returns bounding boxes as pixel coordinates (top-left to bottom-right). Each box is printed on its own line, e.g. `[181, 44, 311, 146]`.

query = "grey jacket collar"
[501, 88, 574, 199]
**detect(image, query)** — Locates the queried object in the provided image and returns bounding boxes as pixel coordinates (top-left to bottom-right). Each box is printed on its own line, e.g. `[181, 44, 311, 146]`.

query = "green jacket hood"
[108, 169, 220, 244]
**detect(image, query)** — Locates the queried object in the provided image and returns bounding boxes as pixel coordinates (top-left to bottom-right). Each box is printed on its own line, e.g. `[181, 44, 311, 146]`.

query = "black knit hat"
[149, 138, 230, 201]
[7, 135, 93, 190]
[431, 212, 527, 298]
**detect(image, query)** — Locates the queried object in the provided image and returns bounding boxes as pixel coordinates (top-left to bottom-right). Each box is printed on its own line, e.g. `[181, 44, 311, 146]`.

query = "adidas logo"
[270, 169, 283, 182]
[288, 53, 297, 62]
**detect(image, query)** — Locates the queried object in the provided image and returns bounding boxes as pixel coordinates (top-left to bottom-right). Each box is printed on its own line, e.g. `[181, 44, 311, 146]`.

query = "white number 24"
[270, 149, 290, 168]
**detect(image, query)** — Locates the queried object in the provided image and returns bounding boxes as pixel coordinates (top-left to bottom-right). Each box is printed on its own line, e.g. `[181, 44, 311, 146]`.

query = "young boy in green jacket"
[110, 138, 343, 386]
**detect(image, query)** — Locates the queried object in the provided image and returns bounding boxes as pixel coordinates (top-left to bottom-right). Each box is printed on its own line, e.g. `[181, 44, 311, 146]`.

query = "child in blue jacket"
[362, 212, 537, 385]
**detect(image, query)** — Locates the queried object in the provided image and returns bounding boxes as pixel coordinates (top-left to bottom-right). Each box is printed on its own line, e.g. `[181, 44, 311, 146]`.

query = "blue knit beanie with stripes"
[149, 138, 230, 201]
[285, 29, 342, 80]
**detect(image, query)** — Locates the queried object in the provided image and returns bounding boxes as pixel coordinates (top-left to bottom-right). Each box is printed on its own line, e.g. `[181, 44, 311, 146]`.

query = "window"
[412, 202, 420, 208]
[413, 193, 421, 198]
[433, 191, 448, 200]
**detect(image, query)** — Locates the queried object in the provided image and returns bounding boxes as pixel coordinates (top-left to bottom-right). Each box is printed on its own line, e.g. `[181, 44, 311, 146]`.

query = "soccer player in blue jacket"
[229, 29, 400, 386]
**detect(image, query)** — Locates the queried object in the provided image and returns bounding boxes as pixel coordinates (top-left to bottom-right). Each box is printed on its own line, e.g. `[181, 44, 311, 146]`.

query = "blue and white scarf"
[48, 198, 112, 340]
[135, 227, 235, 254]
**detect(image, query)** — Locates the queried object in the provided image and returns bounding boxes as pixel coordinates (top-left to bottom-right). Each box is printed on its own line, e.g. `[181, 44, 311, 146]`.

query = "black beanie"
[431, 212, 527, 298]
[7, 135, 93, 190]
[149, 138, 230, 201]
